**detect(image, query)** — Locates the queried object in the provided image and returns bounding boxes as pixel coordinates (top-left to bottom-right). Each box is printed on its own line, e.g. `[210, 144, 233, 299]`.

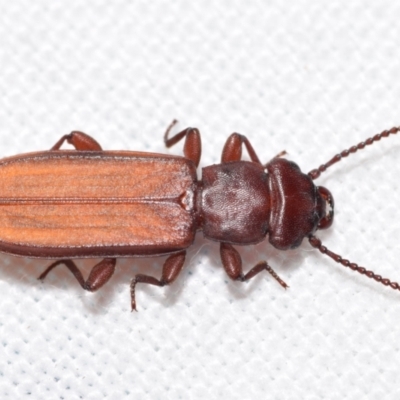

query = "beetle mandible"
[0, 121, 399, 310]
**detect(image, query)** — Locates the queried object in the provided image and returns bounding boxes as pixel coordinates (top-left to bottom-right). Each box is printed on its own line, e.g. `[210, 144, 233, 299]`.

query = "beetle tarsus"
[273, 150, 287, 159]
[164, 119, 179, 139]
[129, 251, 186, 311]
[263, 264, 289, 289]
[243, 261, 289, 289]
[130, 277, 139, 312]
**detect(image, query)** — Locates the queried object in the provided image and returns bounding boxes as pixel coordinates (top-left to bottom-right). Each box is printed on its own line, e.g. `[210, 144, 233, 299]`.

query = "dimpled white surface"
[0, 1, 399, 399]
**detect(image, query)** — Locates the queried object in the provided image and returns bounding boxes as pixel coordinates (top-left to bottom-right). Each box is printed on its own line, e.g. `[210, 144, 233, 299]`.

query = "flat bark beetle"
[0, 121, 397, 310]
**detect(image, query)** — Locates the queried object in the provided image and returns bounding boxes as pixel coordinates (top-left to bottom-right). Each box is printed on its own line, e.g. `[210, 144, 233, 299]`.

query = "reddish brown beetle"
[0, 121, 398, 310]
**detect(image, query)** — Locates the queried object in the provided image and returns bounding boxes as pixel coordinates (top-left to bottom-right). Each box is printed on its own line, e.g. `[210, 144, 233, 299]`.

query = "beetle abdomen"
[0, 151, 197, 257]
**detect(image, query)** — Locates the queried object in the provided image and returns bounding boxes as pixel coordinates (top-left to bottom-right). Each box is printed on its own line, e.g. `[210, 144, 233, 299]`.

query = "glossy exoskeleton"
[0, 121, 398, 310]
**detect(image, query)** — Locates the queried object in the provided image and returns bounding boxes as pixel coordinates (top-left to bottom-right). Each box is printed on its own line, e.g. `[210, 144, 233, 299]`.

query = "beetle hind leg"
[51, 131, 103, 151]
[220, 243, 288, 289]
[130, 251, 186, 311]
[38, 258, 116, 292]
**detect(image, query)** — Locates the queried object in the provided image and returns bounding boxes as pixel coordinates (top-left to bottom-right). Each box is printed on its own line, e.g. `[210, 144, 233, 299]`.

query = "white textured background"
[0, 1, 400, 399]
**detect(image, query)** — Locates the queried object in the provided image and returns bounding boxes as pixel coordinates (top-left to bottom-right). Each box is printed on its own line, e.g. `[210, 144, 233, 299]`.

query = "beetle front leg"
[220, 243, 288, 289]
[38, 258, 116, 292]
[221, 133, 262, 164]
[164, 120, 202, 167]
[130, 251, 186, 311]
[51, 131, 103, 151]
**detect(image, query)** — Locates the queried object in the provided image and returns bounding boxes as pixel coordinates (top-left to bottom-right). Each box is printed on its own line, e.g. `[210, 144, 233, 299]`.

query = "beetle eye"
[317, 186, 334, 230]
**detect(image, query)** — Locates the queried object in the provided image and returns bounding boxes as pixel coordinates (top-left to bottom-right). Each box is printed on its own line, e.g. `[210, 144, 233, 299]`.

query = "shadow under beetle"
[0, 121, 398, 310]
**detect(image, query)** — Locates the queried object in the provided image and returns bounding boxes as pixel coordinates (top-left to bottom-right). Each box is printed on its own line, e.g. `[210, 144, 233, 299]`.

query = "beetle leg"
[38, 258, 116, 291]
[164, 120, 202, 167]
[221, 133, 262, 164]
[130, 251, 186, 311]
[220, 243, 288, 289]
[273, 150, 287, 158]
[51, 131, 103, 151]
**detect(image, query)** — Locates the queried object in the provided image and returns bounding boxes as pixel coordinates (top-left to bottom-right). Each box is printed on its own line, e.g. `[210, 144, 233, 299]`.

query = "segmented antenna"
[309, 235, 400, 291]
[308, 126, 400, 179]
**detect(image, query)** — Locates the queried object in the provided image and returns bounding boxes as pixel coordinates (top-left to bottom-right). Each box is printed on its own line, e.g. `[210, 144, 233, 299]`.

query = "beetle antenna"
[308, 126, 400, 179]
[308, 235, 400, 291]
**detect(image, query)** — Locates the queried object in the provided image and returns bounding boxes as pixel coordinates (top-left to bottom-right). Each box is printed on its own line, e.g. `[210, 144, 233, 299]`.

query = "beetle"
[0, 121, 399, 310]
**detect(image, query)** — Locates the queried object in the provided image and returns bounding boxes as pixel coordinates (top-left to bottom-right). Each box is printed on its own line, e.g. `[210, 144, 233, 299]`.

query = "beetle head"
[316, 186, 334, 230]
[307, 126, 400, 294]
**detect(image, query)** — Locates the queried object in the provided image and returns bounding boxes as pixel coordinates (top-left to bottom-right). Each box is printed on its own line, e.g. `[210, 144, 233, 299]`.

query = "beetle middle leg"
[51, 131, 103, 151]
[130, 251, 186, 311]
[164, 120, 202, 167]
[38, 258, 116, 292]
[220, 243, 288, 289]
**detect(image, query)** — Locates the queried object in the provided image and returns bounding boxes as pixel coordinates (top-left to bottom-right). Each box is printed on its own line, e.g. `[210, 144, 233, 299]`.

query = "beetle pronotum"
[0, 122, 398, 310]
